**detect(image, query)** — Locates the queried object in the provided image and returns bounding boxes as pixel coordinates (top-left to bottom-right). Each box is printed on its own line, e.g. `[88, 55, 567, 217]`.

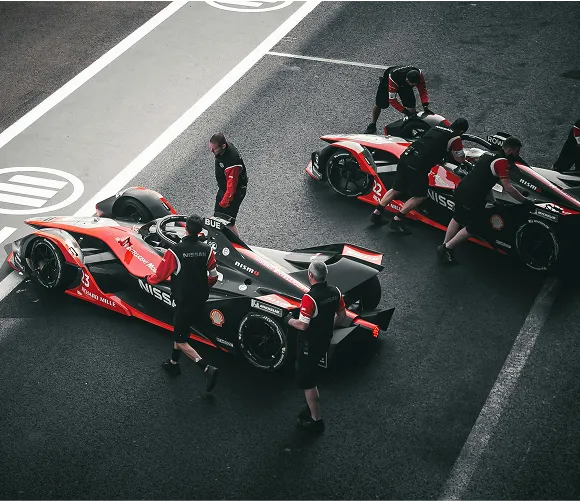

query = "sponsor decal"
[487, 135, 504, 147]
[204, 218, 222, 230]
[219, 162, 224, 168]
[139, 280, 176, 307]
[495, 240, 512, 249]
[342, 245, 382, 265]
[519, 178, 541, 193]
[251, 299, 283, 317]
[208, 241, 218, 251]
[490, 214, 504, 230]
[80, 287, 117, 307]
[235, 260, 259, 276]
[318, 352, 328, 369]
[222, 247, 230, 256]
[116, 237, 157, 272]
[427, 189, 455, 210]
[544, 203, 564, 213]
[216, 337, 234, 348]
[183, 251, 206, 258]
[535, 209, 559, 222]
[241, 250, 309, 293]
[238, 284, 247, 291]
[210, 309, 225, 327]
[373, 194, 381, 202]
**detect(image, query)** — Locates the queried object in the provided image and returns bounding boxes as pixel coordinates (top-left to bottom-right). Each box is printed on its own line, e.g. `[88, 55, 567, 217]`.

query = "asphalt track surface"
[1, 2, 580, 499]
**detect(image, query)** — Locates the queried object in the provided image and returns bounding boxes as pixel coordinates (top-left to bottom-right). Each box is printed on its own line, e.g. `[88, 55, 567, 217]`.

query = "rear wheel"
[113, 198, 153, 223]
[325, 150, 373, 197]
[29, 238, 76, 290]
[515, 221, 559, 271]
[238, 313, 289, 371]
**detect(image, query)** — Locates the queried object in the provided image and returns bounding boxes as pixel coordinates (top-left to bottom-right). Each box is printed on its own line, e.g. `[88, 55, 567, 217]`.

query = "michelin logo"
[251, 299, 283, 317]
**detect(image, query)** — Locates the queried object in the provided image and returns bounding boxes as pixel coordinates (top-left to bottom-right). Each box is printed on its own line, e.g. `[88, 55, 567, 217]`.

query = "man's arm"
[333, 293, 346, 327]
[207, 249, 218, 287]
[493, 158, 528, 202]
[417, 70, 429, 106]
[219, 165, 242, 208]
[147, 249, 178, 284]
[387, 76, 406, 113]
[288, 293, 315, 331]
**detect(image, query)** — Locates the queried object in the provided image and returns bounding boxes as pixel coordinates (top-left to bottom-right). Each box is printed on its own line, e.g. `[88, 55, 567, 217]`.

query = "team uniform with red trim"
[393, 125, 465, 197]
[146, 235, 218, 343]
[375, 65, 429, 112]
[295, 282, 346, 389]
[553, 119, 580, 172]
[214, 142, 248, 223]
[453, 152, 513, 232]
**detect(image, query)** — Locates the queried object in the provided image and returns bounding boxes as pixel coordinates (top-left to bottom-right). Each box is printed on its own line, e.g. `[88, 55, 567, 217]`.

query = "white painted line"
[0, 227, 17, 247]
[267, 51, 390, 70]
[0, 268, 22, 303]
[0, 192, 47, 208]
[75, 0, 321, 217]
[8, 174, 66, 190]
[0, 182, 57, 199]
[439, 276, 561, 500]
[0, 1, 187, 152]
[217, 0, 264, 6]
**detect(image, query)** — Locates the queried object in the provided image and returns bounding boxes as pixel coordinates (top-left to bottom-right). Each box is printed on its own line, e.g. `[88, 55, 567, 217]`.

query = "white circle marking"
[205, 1, 293, 13]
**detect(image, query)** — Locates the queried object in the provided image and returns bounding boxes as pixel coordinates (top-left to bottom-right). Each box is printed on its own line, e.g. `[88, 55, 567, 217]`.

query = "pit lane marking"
[207, 0, 293, 12]
[0, 227, 16, 247]
[0, 1, 186, 152]
[0, 1, 321, 300]
[267, 51, 390, 70]
[440, 276, 561, 500]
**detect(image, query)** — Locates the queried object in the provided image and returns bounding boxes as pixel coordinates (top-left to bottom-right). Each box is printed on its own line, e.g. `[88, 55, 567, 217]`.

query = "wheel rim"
[518, 224, 557, 270]
[31, 241, 61, 287]
[240, 317, 283, 366]
[327, 152, 372, 196]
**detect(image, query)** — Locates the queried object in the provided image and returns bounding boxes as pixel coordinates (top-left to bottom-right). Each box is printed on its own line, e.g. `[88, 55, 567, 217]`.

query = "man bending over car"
[437, 136, 533, 265]
[145, 214, 219, 392]
[553, 119, 580, 172]
[369, 118, 469, 234]
[285, 260, 346, 433]
[365, 65, 433, 134]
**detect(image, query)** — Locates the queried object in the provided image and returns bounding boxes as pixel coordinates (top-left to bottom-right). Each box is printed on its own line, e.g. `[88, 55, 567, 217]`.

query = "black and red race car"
[306, 112, 580, 271]
[4, 187, 394, 371]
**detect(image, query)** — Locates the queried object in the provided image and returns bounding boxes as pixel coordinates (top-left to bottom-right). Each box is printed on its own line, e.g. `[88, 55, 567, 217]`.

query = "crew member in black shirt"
[286, 260, 346, 433]
[210, 133, 248, 237]
[145, 214, 219, 392]
[369, 118, 469, 234]
[553, 119, 580, 172]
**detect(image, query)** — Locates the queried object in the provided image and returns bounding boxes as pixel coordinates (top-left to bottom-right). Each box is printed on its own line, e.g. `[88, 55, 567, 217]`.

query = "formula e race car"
[4, 187, 394, 371]
[305, 112, 580, 272]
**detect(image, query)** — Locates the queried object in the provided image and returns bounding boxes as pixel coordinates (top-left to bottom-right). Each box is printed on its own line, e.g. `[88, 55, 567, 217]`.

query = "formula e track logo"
[235, 260, 259, 276]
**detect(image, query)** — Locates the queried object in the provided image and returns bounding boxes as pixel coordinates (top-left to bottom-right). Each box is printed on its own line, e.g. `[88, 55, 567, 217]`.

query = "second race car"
[305, 112, 580, 271]
[5, 187, 394, 371]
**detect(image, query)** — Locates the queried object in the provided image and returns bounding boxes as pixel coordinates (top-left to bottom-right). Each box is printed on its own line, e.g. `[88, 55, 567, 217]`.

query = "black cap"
[406, 69, 421, 84]
[450, 117, 469, 133]
[186, 214, 203, 235]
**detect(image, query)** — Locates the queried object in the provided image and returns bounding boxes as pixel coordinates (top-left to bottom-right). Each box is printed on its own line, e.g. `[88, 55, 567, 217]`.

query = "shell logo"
[490, 214, 504, 230]
[210, 309, 225, 327]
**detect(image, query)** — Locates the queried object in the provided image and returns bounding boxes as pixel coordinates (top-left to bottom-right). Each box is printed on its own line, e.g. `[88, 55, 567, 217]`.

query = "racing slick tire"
[344, 275, 381, 311]
[238, 312, 289, 371]
[113, 197, 154, 223]
[28, 237, 77, 290]
[515, 220, 559, 271]
[325, 150, 373, 197]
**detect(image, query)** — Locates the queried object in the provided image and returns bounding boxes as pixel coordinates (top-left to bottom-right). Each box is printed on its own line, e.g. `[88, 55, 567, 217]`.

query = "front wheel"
[238, 312, 289, 371]
[28, 238, 77, 290]
[325, 150, 373, 197]
[515, 221, 559, 271]
[113, 197, 153, 223]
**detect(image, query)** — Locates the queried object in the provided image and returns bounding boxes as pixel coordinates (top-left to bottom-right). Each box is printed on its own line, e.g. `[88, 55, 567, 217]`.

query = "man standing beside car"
[145, 214, 219, 392]
[437, 136, 533, 264]
[285, 260, 346, 433]
[364, 65, 433, 134]
[369, 118, 469, 234]
[553, 119, 580, 172]
[210, 133, 248, 237]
